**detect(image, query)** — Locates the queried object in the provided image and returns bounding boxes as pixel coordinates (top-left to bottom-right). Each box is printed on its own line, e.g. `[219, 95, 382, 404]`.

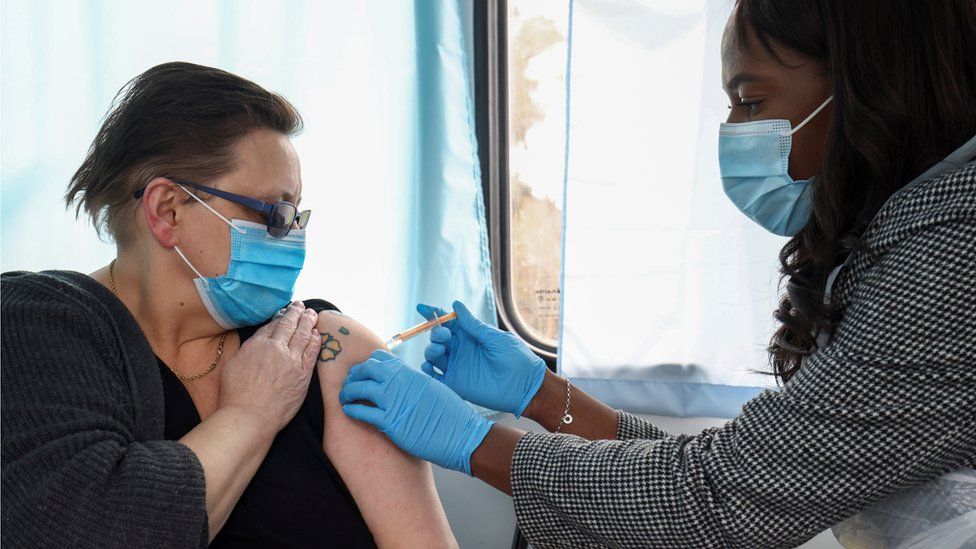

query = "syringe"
[385, 311, 458, 350]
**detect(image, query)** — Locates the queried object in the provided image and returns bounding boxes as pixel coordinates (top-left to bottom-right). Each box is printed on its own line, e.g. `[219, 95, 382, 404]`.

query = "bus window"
[478, 0, 570, 355]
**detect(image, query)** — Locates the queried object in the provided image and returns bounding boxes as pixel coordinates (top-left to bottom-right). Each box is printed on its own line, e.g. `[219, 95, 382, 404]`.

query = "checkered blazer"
[511, 160, 976, 548]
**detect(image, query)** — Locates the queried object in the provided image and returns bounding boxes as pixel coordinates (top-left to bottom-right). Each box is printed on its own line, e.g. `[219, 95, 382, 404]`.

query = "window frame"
[473, 6, 551, 546]
[474, 0, 560, 363]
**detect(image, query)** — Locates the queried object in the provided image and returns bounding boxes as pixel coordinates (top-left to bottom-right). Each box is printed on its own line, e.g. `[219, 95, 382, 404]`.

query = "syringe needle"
[384, 312, 458, 350]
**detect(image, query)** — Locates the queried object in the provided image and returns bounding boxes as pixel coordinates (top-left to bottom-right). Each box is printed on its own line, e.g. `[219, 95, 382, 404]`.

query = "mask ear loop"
[172, 183, 244, 279]
[173, 245, 206, 279]
[782, 96, 833, 137]
[176, 184, 246, 234]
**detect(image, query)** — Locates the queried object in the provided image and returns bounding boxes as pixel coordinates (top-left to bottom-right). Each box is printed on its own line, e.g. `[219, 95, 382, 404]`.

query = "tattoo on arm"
[318, 333, 343, 363]
[338, 326, 350, 335]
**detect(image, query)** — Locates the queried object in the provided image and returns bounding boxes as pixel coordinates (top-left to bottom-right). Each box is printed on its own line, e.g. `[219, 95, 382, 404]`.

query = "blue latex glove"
[417, 300, 547, 417]
[339, 349, 493, 475]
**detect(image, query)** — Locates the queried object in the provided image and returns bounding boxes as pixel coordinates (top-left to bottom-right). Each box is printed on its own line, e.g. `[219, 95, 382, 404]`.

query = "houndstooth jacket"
[511, 150, 976, 548]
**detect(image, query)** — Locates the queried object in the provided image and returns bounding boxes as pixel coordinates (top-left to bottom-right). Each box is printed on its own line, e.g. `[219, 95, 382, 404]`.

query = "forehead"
[721, 10, 811, 87]
[224, 129, 302, 202]
[722, 13, 766, 79]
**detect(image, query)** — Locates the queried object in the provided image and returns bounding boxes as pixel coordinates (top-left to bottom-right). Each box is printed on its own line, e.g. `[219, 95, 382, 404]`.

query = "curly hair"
[732, 0, 976, 382]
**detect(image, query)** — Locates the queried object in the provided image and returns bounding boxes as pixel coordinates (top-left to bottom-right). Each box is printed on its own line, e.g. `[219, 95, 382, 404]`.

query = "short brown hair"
[66, 62, 303, 246]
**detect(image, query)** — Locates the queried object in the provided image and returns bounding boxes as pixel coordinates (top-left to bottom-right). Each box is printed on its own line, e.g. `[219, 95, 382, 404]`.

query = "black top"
[159, 299, 376, 548]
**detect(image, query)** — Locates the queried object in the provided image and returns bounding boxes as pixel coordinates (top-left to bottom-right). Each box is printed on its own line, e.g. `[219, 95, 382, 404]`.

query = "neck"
[107, 245, 226, 356]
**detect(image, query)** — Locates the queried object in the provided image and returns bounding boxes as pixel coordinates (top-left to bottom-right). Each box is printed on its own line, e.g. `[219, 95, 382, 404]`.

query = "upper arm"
[313, 310, 456, 548]
[313, 309, 387, 398]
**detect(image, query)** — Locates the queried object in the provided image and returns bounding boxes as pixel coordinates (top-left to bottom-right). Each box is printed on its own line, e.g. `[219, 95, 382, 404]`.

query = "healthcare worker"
[340, 0, 976, 547]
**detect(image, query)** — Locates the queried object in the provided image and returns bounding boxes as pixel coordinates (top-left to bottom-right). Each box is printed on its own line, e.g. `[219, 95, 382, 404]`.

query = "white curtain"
[558, 0, 782, 417]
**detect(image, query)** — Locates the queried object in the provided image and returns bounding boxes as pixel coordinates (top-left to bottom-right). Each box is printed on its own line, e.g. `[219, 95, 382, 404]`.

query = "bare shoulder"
[313, 310, 386, 388]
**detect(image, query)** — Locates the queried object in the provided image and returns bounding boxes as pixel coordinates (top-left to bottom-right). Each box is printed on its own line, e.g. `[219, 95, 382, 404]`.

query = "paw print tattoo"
[318, 333, 343, 363]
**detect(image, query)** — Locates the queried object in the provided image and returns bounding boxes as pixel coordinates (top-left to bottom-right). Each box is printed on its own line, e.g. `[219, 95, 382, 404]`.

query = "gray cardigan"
[1, 270, 208, 548]
[511, 157, 976, 547]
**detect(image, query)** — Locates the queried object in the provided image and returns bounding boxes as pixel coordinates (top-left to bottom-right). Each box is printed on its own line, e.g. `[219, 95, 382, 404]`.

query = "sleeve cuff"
[616, 410, 670, 440]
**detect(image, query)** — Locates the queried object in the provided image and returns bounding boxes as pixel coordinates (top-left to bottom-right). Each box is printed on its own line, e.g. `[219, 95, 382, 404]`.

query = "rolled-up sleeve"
[511, 218, 976, 548]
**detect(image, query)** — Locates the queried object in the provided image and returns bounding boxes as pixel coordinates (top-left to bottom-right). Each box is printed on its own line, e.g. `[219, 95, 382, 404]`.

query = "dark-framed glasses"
[134, 178, 311, 239]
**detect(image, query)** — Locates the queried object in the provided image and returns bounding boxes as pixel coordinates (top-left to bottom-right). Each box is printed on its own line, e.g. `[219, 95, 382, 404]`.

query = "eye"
[727, 99, 762, 116]
[739, 98, 762, 115]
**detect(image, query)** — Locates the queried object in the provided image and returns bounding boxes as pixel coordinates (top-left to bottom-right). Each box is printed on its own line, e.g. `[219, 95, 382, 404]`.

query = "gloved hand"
[417, 301, 547, 417]
[339, 349, 493, 475]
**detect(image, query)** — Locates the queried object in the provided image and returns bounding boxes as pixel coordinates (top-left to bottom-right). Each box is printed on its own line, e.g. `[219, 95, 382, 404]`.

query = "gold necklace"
[109, 259, 227, 382]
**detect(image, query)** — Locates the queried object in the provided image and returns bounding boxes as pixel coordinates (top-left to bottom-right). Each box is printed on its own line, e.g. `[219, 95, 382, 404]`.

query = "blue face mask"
[718, 96, 833, 237]
[174, 187, 306, 329]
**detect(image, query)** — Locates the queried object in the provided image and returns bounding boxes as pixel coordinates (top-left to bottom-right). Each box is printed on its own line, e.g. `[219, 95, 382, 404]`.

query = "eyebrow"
[723, 72, 761, 92]
[259, 192, 299, 205]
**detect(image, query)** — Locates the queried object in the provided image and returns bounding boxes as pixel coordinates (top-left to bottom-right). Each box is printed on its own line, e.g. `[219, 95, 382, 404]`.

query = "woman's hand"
[218, 301, 320, 433]
[339, 349, 493, 475]
[182, 301, 319, 539]
[418, 301, 547, 417]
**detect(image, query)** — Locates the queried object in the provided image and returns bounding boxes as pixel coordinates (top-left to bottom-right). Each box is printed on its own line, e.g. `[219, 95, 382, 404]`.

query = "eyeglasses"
[134, 178, 311, 238]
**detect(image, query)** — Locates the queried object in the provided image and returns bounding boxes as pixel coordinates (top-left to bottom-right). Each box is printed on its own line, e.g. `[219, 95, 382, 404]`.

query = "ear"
[140, 177, 185, 248]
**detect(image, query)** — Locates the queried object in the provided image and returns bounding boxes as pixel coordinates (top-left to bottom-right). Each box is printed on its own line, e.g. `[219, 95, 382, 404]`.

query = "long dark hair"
[734, 0, 976, 382]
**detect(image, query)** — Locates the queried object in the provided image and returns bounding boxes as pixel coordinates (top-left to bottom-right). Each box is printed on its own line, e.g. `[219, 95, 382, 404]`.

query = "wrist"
[215, 403, 279, 443]
[522, 369, 563, 429]
[469, 424, 524, 495]
[459, 415, 494, 476]
[512, 358, 548, 417]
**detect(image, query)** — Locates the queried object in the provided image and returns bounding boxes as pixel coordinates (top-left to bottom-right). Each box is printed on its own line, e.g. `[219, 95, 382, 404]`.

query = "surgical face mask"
[174, 187, 306, 329]
[718, 96, 833, 237]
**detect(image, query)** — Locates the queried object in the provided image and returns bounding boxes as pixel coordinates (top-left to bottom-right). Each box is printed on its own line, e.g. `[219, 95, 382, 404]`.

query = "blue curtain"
[403, 0, 498, 364]
[0, 0, 496, 366]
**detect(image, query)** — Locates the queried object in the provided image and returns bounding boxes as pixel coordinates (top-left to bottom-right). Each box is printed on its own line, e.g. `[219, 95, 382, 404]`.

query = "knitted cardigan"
[2, 270, 208, 548]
